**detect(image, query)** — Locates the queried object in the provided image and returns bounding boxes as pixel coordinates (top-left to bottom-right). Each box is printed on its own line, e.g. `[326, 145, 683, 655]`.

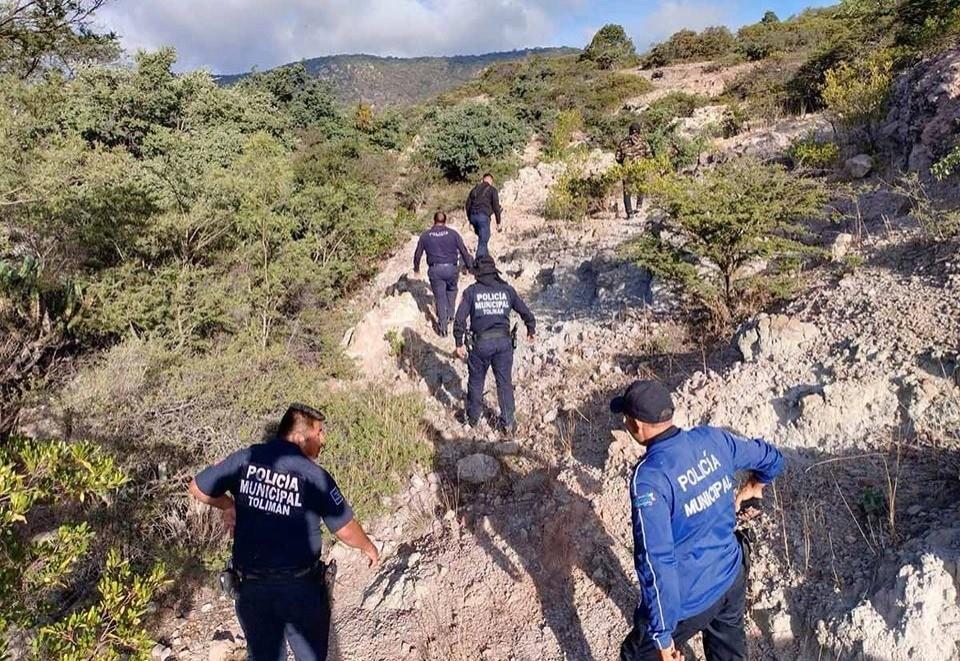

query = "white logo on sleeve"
[330, 487, 344, 506]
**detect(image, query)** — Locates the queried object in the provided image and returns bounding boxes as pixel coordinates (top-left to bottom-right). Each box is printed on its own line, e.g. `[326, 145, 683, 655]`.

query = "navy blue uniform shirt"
[629, 426, 784, 650]
[453, 279, 536, 347]
[194, 438, 354, 572]
[465, 183, 503, 223]
[413, 224, 473, 271]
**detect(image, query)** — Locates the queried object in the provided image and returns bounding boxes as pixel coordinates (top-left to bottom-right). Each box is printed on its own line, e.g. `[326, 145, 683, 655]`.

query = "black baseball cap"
[610, 380, 674, 423]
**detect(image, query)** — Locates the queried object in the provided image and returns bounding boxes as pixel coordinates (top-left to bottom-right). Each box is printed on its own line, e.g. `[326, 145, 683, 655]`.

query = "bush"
[822, 48, 894, 131]
[623, 159, 827, 322]
[723, 58, 796, 120]
[932, 144, 960, 181]
[423, 103, 526, 180]
[789, 135, 841, 168]
[642, 26, 736, 67]
[0, 438, 167, 659]
[545, 109, 583, 160]
[581, 24, 638, 70]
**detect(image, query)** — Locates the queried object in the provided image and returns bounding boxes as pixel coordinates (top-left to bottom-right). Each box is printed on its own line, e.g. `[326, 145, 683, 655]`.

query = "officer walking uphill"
[464, 172, 503, 258]
[413, 211, 474, 337]
[453, 255, 535, 434]
[611, 380, 784, 661]
[188, 403, 380, 661]
[615, 122, 652, 219]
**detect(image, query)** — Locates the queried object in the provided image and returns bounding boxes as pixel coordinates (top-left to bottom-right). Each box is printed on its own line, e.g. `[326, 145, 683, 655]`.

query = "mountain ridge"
[215, 47, 579, 106]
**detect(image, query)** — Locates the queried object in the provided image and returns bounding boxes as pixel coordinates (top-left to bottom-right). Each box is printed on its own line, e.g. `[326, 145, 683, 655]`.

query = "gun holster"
[219, 564, 242, 600]
[510, 323, 519, 349]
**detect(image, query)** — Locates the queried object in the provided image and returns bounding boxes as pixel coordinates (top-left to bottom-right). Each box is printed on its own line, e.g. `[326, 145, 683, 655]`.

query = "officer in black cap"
[413, 211, 474, 337]
[453, 255, 535, 433]
[611, 381, 784, 661]
[188, 403, 380, 661]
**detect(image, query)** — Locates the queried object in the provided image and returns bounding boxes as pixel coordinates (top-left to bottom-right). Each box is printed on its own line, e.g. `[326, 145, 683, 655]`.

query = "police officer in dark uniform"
[413, 211, 474, 337]
[464, 173, 503, 258]
[611, 380, 784, 661]
[188, 403, 379, 661]
[453, 255, 535, 434]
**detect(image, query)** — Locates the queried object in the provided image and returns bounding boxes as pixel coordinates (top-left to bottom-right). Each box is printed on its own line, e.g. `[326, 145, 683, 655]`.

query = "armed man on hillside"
[453, 255, 535, 435]
[615, 122, 652, 219]
[611, 380, 784, 661]
[413, 211, 474, 337]
[188, 403, 379, 661]
[465, 172, 503, 258]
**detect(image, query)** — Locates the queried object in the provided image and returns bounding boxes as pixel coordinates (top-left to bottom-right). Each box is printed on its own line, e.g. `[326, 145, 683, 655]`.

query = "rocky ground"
[151, 56, 960, 661]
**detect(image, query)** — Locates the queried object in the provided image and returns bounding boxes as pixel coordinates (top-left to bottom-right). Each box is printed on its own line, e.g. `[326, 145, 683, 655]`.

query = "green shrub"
[642, 26, 736, 67]
[623, 159, 827, 322]
[581, 24, 638, 70]
[423, 103, 526, 180]
[932, 144, 960, 180]
[545, 109, 583, 160]
[723, 58, 797, 119]
[822, 48, 894, 130]
[789, 135, 841, 168]
[0, 438, 167, 659]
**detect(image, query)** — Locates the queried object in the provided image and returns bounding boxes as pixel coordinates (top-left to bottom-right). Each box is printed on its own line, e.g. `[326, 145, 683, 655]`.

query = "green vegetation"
[642, 27, 737, 68]
[423, 102, 527, 180]
[932, 144, 960, 180]
[622, 159, 827, 326]
[580, 24, 638, 70]
[822, 48, 895, 135]
[0, 437, 167, 659]
[789, 135, 841, 168]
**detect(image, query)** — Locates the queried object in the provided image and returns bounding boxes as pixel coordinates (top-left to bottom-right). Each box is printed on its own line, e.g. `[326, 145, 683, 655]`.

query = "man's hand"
[220, 503, 237, 536]
[735, 476, 767, 512]
[659, 646, 682, 661]
[455, 346, 467, 360]
[527, 333, 536, 345]
[412, 269, 420, 279]
[496, 221, 503, 233]
[364, 543, 381, 568]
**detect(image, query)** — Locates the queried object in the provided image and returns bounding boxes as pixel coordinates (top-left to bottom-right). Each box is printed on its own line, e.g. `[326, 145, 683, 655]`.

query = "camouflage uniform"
[616, 133, 651, 218]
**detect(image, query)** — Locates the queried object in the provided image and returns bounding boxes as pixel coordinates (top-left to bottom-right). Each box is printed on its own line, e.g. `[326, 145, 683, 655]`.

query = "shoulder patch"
[330, 487, 345, 506]
[633, 491, 657, 509]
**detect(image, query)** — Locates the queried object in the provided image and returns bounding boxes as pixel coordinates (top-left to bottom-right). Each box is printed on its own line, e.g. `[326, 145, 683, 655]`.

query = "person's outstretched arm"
[413, 235, 425, 273]
[721, 430, 785, 508]
[334, 519, 379, 567]
[510, 288, 536, 339]
[492, 188, 503, 226]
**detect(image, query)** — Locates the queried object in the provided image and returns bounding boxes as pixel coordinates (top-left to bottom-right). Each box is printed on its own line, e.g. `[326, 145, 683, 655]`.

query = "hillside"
[215, 48, 578, 106]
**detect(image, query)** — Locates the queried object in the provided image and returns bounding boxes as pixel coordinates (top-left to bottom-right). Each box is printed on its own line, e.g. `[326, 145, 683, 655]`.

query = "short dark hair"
[433, 211, 447, 224]
[278, 403, 325, 437]
[482, 172, 494, 181]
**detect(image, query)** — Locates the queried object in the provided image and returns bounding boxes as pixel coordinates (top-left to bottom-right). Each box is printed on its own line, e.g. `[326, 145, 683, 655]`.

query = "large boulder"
[456, 453, 501, 484]
[844, 154, 874, 179]
[736, 314, 820, 362]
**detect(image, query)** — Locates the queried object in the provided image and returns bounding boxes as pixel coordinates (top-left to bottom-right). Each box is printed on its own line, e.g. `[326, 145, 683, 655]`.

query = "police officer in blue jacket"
[413, 211, 474, 337]
[453, 255, 535, 433]
[188, 403, 380, 661]
[610, 380, 784, 661]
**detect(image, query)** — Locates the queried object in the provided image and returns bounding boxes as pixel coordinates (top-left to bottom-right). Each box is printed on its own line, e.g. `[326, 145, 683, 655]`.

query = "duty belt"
[472, 328, 511, 343]
[429, 262, 457, 267]
[239, 560, 326, 582]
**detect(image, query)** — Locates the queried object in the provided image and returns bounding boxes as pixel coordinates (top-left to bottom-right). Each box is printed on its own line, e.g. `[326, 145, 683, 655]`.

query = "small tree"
[624, 159, 826, 319]
[354, 102, 374, 133]
[0, 437, 167, 658]
[581, 24, 638, 70]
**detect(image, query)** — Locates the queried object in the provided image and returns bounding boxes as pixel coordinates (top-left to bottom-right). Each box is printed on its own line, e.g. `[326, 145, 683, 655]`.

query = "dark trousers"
[469, 212, 492, 258]
[620, 564, 747, 661]
[427, 263, 459, 331]
[467, 337, 515, 427]
[236, 575, 331, 661]
[623, 183, 643, 217]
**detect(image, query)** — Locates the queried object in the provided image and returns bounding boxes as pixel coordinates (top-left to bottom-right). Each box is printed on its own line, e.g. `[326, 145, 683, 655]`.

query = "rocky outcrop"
[880, 48, 960, 174]
[736, 314, 820, 363]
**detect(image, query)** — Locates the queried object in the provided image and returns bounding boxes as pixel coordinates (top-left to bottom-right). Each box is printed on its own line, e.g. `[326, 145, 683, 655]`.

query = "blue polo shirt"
[194, 437, 354, 572]
[629, 426, 784, 649]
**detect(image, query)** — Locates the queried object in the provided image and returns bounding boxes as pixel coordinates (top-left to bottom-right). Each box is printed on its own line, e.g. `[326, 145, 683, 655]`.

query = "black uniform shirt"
[194, 438, 354, 572]
[413, 225, 473, 271]
[465, 183, 503, 223]
[453, 279, 536, 347]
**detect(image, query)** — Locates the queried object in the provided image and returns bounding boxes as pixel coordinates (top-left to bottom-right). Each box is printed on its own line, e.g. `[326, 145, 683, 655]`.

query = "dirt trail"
[158, 59, 960, 661]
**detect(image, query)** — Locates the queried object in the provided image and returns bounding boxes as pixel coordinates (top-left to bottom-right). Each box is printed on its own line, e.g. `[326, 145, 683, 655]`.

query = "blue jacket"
[629, 425, 784, 650]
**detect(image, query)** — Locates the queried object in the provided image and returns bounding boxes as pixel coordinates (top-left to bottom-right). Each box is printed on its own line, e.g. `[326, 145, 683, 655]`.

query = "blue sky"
[98, 0, 838, 74]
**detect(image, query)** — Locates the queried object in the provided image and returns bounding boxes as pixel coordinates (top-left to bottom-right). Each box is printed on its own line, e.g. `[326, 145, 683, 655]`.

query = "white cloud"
[633, 1, 740, 48]
[96, 0, 583, 73]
